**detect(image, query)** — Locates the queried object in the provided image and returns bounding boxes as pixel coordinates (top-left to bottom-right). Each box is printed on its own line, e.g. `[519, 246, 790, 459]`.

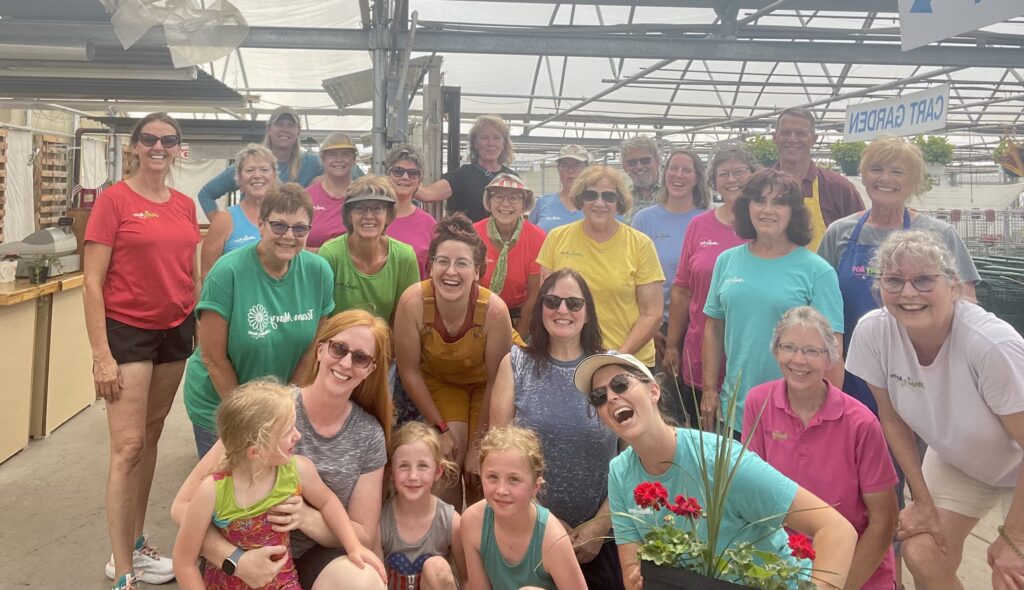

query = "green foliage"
[912, 135, 954, 165]
[828, 141, 867, 176]
[745, 136, 778, 167]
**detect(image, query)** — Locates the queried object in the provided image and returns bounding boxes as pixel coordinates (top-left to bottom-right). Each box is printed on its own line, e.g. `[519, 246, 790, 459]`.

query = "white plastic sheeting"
[4, 129, 36, 243]
[80, 136, 110, 190]
[168, 157, 229, 225]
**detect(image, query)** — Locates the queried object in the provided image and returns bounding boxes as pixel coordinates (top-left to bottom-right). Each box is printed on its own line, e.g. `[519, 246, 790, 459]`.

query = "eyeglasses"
[716, 168, 751, 181]
[879, 274, 943, 294]
[490, 193, 524, 205]
[588, 373, 647, 408]
[266, 220, 311, 238]
[624, 156, 653, 168]
[325, 340, 375, 368]
[581, 190, 619, 203]
[351, 203, 387, 216]
[389, 166, 422, 179]
[776, 342, 828, 359]
[557, 161, 585, 172]
[540, 294, 585, 312]
[432, 256, 474, 271]
[138, 133, 181, 149]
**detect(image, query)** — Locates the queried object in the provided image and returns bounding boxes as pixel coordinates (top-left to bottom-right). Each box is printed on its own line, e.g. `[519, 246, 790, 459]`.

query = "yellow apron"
[805, 175, 827, 251]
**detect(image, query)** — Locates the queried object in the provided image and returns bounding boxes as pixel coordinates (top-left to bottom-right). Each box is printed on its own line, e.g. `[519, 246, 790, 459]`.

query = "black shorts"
[105, 314, 196, 364]
[294, 544, 347, 590]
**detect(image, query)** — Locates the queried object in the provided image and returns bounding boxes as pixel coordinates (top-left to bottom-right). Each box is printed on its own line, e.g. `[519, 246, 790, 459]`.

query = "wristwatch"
[222, 547, 245, 576]
[434, 419, 449, 435]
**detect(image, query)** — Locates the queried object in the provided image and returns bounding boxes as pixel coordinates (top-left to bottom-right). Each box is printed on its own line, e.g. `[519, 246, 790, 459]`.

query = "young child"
[461, 426, 587, 590]
[172, 380, 386, 590]
[381, 422, 467, 590]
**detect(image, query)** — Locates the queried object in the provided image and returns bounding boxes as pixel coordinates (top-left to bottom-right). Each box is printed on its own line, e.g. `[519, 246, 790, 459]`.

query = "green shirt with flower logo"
[183, 243, 334, 433]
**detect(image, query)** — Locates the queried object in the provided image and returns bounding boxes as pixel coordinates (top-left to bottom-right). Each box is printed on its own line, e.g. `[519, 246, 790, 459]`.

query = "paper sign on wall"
[843, 85, 949, 142]
[900, 0, 1024, 51]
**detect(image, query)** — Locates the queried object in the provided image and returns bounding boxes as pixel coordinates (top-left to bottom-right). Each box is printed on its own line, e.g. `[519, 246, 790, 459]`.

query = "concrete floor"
[0, 394, 998, 589]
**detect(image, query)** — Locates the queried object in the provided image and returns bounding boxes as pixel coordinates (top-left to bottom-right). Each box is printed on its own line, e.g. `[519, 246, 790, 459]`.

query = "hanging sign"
[844, 85, 949, 142]
[900, 0, 1024, 51]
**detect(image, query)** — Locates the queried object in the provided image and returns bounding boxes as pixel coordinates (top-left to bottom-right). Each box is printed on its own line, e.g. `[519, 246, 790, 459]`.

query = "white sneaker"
[105, 539, 175, 585]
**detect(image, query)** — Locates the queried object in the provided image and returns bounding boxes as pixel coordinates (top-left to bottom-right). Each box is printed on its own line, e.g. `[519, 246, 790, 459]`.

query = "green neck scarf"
[486, 216, 522, 295]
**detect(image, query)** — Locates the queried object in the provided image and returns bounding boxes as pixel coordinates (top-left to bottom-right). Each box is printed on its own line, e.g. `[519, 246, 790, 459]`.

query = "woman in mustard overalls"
[394, 213, 514, 509]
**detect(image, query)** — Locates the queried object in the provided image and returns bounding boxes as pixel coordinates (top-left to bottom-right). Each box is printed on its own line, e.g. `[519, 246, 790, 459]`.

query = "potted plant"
[625, 385, 821, 590]
[745, 136, 778, 168]
[26, 256, 62, 285]
[993, 136, 1023, 179]
[828, 140, 866, 176]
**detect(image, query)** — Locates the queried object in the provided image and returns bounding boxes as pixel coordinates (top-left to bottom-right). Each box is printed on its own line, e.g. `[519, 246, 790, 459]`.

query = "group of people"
[81, 106, 1023, 590]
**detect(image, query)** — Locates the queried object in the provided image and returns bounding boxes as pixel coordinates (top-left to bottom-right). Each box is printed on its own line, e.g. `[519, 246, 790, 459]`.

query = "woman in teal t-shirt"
[318, 174, 419, 324]
[574, 351, 857, 590]
[183, 183, 335, 458]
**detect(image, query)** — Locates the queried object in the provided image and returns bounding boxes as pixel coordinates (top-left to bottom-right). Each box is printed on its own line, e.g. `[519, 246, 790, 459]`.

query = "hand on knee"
[421, 556, 456, 590]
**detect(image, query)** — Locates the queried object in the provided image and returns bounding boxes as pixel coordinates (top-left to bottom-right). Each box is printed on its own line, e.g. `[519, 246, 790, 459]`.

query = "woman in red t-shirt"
[83, 112, 200, 590]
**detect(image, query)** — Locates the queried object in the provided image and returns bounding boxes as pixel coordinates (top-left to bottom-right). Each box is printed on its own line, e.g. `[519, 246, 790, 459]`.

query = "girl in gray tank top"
[381, 423, 465, 588]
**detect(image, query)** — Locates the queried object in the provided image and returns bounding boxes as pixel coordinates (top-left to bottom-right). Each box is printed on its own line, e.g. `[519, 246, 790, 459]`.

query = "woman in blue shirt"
[574, 351, 856, 590]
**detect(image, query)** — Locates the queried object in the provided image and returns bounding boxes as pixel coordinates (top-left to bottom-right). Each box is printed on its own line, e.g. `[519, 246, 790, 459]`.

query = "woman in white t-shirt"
[846, 231, 1024, 590]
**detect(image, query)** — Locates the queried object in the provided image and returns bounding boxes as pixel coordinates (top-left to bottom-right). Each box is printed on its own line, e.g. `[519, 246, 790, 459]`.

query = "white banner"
[844, 85, 950, 142]
[900, 0, 1024, 51]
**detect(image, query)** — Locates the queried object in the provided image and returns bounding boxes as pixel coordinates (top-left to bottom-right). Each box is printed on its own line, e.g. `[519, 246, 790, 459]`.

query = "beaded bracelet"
[998, 525, 1024, 561]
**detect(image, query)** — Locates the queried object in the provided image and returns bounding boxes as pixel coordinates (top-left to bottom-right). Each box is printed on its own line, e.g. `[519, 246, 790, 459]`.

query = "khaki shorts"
[424, 373, 486, 437]
[922, 449, 1014, 520]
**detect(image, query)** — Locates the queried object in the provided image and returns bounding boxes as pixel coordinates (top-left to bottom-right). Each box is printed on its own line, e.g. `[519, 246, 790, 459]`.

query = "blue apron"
[837, 209, 910, 414]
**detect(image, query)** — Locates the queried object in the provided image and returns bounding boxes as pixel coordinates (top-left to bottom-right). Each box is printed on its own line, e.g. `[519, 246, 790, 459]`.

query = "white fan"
[100, 0, 249, 68]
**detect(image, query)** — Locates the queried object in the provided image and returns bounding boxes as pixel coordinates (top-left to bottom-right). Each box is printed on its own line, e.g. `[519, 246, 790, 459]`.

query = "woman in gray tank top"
[491, 268, 625, 590]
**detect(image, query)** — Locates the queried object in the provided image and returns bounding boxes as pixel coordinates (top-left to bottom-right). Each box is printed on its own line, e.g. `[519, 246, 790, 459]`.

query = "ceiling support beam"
[2, 23, 1022, 68]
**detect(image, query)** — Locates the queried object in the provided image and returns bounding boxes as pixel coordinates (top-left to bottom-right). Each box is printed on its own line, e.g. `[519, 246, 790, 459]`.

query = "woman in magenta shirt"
[743, 306, 898, 590]
[664, 143, 755, 426]
[384, 145, 437, 278]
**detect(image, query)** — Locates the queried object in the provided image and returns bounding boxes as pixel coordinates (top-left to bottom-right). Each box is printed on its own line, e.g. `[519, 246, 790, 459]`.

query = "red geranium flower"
[633, 482, 669, 510]
[787, 533, 816, 560]
[668, 495, 703, 519]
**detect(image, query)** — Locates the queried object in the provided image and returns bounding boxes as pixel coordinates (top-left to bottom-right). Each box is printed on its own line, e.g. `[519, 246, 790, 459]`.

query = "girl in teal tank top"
[461, 426, 587, 590]
[172, 380, 387, 589]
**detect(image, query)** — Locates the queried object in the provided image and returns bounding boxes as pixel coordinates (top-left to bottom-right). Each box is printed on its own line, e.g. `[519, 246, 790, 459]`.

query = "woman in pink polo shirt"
[742, 306, 898, 590]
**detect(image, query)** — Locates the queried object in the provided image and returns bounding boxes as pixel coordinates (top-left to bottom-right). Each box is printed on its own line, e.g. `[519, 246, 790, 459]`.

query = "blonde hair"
[569, 165, 633, 214]
[468, 115, 515, 165]
[871, 230, 961, 282]
[234, 143, 278, 184]
[387, 422, 459, 487]
[216, 379, 296, 472]
[859, 135, 928, 197]
[478, 426, 545, 483]
[297, 310, 394, 448]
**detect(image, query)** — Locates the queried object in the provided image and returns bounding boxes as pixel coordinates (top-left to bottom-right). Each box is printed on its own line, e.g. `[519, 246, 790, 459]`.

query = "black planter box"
[641, 561, 754, 590]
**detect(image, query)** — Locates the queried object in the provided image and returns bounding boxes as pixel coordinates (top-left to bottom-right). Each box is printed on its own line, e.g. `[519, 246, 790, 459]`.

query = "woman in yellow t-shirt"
[536, 165, 664, 369]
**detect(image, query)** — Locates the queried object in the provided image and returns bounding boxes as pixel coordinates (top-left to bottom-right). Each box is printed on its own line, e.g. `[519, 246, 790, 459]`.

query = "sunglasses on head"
[540, 294, 585, 312]
[389, 166, 422, 179]
[325, 340, 375, 368]
[266, 220, 311, 238]
[138, 133, 181, 149]
[588, 372, 646, 408]
[581, 190, 618, 203]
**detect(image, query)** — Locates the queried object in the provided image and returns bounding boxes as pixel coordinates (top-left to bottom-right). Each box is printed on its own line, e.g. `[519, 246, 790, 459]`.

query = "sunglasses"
[624, 156, 654, 168]
[879, 274, 943, 294]
[389, 166, 422, 179]
[581, 190, 619, 203]
[138, 133, 181, 149]
[588, 373, 646, 408]
[266, 220, 311, 238]
[325, 340, 375, 368]
[540, 294, 585, 312]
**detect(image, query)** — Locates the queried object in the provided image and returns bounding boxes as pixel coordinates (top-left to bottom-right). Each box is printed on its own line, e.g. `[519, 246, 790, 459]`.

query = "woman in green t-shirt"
[317, 175, 419, 324]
